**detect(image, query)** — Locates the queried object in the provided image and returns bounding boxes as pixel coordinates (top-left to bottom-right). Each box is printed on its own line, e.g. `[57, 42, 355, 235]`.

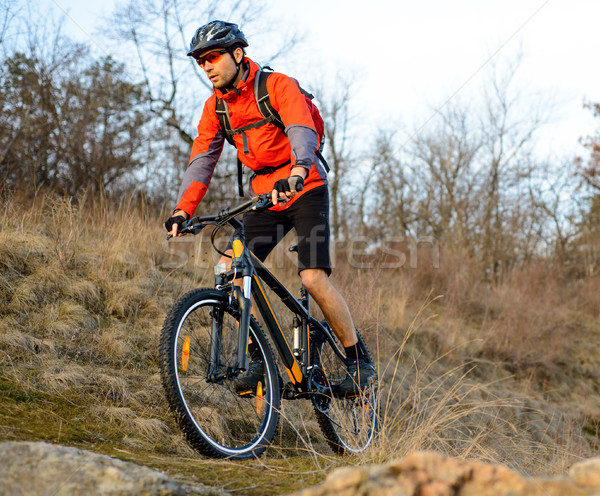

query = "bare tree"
[527, 163, 579, 266]
[0, 0, 18, 51]
[408, 102, 481, 248]
[575, 101, 600, 191]
[361, 53, 558, 279]
[361, 130, 416, 241]
[310, 74, 356, 240]
[474, 55, 554, 279]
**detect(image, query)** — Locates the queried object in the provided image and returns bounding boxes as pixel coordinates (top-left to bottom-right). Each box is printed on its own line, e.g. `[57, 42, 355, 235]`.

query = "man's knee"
[300, 268, 329, 293]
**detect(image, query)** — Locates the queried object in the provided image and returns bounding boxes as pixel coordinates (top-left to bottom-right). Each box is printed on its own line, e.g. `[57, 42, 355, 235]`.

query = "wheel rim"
[172, 300, 276, 456]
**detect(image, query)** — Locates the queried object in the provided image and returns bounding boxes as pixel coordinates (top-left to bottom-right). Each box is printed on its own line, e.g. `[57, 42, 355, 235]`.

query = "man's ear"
[233, 47, 245, 64]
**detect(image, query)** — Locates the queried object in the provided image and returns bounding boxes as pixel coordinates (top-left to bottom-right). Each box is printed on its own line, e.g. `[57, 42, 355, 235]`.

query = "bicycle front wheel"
[159, 288, 280, 459]
[310, 324, 379, 454]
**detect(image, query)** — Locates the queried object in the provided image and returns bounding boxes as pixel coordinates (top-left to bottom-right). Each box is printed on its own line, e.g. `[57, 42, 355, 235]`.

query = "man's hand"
[165, 210, 190, 238]
[271, 175, 304, 205]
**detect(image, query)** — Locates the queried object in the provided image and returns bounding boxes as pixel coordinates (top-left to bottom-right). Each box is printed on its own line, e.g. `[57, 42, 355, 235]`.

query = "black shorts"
[242, 186, 331, 275]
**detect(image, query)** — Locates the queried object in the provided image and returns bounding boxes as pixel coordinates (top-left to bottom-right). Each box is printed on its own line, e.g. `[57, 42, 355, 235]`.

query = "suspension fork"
[208, 304, 224, 378]
[235, 283, 252, 372]
[232, 233, 253, 373]
[206, 230, 253, 380]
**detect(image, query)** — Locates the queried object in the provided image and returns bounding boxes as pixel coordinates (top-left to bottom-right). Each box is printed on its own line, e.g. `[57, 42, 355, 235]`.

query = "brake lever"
[253, 194, 274, 211]
[165, 219, 205, 240]
[187, 220, 205, 235]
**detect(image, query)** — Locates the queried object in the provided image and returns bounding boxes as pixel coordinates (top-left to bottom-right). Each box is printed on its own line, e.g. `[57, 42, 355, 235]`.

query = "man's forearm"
[291, 166, 309, 179]
[172, 209, 190, 219]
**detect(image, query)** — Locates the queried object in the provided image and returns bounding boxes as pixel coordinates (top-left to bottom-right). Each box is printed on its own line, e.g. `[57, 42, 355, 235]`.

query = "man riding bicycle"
[165, 20, 375, 395]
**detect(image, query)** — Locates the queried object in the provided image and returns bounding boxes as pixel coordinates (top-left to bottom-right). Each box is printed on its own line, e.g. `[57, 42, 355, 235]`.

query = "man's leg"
[286, 187, 359, 350]
[301, 267, 375, 394]
[299, 268, 357, 347]
[281, 186, 375, 391]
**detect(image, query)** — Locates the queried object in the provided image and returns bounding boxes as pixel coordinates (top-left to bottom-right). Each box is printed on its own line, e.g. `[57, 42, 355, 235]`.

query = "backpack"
[215, 67, 329, 196]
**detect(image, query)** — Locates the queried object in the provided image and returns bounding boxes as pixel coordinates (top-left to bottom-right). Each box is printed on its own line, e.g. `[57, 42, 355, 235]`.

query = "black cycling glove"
[165, 215, 188, 233]
[273, 175, 304, 195]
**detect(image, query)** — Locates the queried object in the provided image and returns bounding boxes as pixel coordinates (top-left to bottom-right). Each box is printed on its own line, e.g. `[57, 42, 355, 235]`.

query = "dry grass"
[323, 244, 600, 473]
[1, 193, 599, 494]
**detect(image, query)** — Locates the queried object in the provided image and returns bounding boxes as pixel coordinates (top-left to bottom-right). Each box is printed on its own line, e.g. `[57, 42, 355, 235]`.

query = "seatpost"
[300, 285, 309, 313]
[299, 285, 310, 372]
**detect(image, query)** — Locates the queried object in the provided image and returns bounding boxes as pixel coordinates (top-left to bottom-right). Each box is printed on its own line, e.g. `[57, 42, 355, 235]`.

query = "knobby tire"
[159, 288, 280, 459]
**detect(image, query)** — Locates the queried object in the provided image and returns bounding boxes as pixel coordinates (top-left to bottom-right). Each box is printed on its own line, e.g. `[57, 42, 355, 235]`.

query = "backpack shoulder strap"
[254, 70, 285, 131]
[215, 97, 245, 196]
[215, 98, 236, 146]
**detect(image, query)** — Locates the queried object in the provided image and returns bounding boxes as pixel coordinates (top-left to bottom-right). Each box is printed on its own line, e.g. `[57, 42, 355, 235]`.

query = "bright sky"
[35, 0, 600, 157]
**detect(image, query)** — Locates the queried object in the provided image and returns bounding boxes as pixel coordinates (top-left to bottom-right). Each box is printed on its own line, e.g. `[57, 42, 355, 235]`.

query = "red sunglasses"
[195, 50, 228, 67]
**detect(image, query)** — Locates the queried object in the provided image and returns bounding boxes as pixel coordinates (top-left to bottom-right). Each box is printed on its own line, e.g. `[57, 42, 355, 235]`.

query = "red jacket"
[175, 57, 327, 216]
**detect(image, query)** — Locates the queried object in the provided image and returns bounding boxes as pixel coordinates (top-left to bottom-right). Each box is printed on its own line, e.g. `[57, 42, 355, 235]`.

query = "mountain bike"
[159, 194, 378, 459]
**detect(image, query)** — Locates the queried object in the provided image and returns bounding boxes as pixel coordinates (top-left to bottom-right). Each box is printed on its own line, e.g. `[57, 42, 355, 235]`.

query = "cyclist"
[165, 20, 375, 395]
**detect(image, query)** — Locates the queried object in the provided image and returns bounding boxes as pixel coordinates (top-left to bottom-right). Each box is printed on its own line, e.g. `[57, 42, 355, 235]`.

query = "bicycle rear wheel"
[159, 288, 280, 459]
[310, 324, 379, 454]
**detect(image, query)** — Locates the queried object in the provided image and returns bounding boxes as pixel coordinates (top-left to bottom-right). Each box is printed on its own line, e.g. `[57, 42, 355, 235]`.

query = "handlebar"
[196, 193, 272, 224]
[168, 194, 273, 239]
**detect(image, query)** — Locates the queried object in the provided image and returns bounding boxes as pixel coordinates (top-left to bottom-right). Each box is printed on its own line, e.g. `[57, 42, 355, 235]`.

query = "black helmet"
[187, 20, 248, 58]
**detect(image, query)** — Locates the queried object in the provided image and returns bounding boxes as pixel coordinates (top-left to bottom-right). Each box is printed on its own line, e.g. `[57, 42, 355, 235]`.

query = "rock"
[290, 451, 600, 496]
[0, 441, 222, 496]
[569, 457, 600, 489]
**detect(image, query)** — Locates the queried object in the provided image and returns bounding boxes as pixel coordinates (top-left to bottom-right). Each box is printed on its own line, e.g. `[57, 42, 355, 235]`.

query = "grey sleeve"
[285, 125, 319, 172]
[175, 132, 225, 205]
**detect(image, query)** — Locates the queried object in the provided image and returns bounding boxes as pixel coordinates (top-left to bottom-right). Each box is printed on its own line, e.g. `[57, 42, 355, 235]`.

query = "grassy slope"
[1, 196, 599, 494]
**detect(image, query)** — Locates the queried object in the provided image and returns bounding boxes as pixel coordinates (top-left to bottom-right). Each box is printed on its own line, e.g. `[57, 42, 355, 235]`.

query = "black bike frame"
[218, 219, 346, 395]
[182, 196, 347, 395]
